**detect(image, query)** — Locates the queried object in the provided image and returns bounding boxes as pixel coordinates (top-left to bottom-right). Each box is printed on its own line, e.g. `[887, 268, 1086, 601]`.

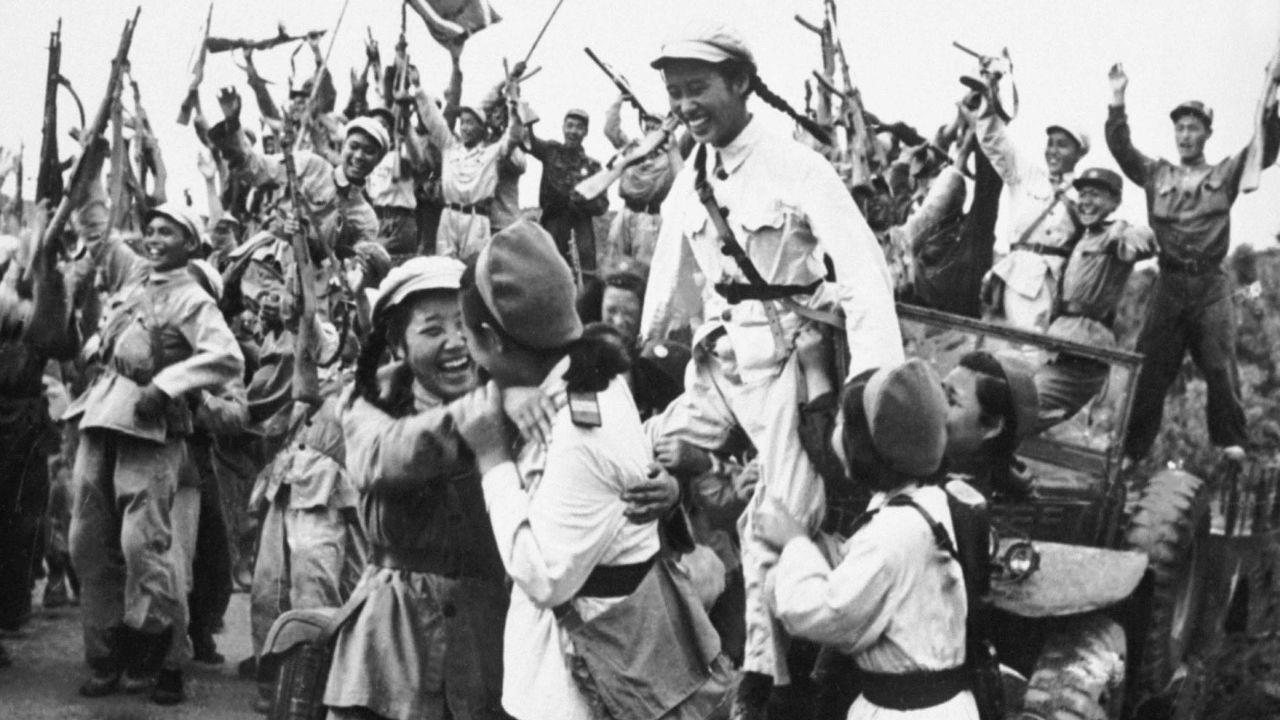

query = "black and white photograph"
[2, 1, 1280, 718]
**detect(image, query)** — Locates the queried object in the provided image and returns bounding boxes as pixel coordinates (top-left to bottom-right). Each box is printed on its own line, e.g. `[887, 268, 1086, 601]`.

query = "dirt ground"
[0, 587, 259, 720]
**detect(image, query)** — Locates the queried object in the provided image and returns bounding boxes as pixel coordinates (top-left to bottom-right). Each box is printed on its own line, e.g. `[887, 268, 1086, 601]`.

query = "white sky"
[2, 0, 1279, 247]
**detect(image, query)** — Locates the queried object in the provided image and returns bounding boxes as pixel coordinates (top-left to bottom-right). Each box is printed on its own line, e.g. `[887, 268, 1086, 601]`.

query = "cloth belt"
[1010, 241, 1072, 259]
[1159, 255, 1218, 275]
[713, 278, 824, 305]
[623, 197, 663, 215]
[1056, 301, 1114, 329]
[374, 205, 416, 218]
[370, 545, 480, 579]
[444, 200, 491, 217]
[553, 554, 657, 619]
[859, 665, 969, 710]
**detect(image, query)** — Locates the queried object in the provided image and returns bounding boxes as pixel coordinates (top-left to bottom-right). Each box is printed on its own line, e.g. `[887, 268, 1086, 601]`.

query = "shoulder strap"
[886, 493, 960, 563]
[691, 144, 844, 330]
[1013, 192, 1063, 248]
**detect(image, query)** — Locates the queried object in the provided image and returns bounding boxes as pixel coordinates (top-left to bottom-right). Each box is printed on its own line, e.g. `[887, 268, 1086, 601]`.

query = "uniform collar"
[145, 265, 191, 285]
[713, 115, 760, 177]
[333, 164, 362, 194]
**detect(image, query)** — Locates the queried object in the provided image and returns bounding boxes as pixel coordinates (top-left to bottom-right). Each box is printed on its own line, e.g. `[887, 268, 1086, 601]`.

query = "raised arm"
[804, 158, 905, 378]
[604, 94, 629, 150]
[1104, 63, 1157, 187]
[340, 390, 467, 493]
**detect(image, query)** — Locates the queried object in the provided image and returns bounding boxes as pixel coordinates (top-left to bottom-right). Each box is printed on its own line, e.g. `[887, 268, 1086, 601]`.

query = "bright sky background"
[2, 0, 1279, 247]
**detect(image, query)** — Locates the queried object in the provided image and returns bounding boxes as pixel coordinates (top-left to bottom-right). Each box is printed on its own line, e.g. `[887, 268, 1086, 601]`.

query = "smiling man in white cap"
[641, 21, 902, 717]
[209, 86, 388, 256]
[64, 200, 244, 706]
[973, 84, 1089, 332]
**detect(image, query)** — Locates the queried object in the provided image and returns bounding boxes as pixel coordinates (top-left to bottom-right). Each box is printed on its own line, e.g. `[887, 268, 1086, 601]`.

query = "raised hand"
[1108, 63, 1128, 100]
[196, 149, 217, 181]
[217, 86, 242, 121]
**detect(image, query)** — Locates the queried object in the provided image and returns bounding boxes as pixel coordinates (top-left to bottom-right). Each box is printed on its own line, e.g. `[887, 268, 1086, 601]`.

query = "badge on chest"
[568, 391, 602, 428]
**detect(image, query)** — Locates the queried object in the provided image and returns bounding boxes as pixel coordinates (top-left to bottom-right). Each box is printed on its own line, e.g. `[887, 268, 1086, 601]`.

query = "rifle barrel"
[583, 47, 649, 118]
[952, 41, 983, 60]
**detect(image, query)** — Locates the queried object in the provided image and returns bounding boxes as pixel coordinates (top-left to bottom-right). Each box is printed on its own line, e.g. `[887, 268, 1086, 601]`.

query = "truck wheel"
[1017, 614, 1127, 720]
[1123, 469, 1209, 699]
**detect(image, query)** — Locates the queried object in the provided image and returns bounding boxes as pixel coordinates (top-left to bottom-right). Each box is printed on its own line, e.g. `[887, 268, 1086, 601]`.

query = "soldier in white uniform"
[640, 23, 902, 716]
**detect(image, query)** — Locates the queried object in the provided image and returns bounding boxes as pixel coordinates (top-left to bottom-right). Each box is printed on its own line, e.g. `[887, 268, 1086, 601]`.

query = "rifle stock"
[205, 29, 325, 54]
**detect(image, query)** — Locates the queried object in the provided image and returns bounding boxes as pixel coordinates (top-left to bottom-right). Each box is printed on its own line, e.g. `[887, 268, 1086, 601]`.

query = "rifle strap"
[692, 144, 844, 333]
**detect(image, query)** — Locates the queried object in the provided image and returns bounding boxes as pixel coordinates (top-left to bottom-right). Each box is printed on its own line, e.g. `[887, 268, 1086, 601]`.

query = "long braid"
[349, 314, 390, 411]
[751, 75, 832, 146]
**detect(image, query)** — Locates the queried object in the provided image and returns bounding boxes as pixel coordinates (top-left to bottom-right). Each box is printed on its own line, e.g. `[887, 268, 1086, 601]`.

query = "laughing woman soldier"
[640, 23, 903, 715]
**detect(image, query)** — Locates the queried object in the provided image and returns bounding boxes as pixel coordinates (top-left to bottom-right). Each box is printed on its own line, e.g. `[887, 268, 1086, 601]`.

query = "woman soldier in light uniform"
[639, 23, 903, 715]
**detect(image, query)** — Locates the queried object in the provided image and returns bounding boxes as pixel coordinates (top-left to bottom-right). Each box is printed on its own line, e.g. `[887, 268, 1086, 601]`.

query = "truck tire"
[1017, 614, 1127, 720]
[1123, 469, 1209, 699]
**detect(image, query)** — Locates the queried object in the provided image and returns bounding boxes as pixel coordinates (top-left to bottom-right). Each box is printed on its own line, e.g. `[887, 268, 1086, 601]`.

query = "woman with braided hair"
[640, 23, 904, 719]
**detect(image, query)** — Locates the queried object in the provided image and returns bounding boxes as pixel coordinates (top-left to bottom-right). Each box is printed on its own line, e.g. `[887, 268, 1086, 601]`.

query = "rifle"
[31, 7, 139, 284]
[953, 41, 1018, 122]
[584, 47, 650, 119]
[13, 142, 23, 228]
[36, 20, 65, 211]
[178, 3, 213, 125]
[128, 68, 153, 201]
[279, 117, 322, 406]
[575, 115, 678, 201]
[205, 26, 325, 54]
[391, 3, 410, 179]
[824, 0, 884, 185]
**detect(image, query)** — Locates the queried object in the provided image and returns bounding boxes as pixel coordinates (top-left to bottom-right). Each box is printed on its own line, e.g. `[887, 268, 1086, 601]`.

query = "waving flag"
[407, 0, 502, 45]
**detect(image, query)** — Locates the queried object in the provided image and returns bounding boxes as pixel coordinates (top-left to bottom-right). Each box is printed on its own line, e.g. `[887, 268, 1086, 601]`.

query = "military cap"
[992, 352, 1039, 443]
[651, 22, 755, 69]
[144, 203, 203, 245]
[1073, 167, 1123, 199]
[862, 358, 949, 478]
[1045, 123, 1091, 156]
[1170, 100, 1213, 128]
[344, 116, 391, 154]
[476, 219, 583, 349]
[565, 108, 590, 124]
[372, 255, 465, 322]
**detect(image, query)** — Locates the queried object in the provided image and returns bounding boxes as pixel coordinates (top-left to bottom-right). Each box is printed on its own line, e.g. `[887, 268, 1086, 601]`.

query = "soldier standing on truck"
[1106, 62, 1280, 464]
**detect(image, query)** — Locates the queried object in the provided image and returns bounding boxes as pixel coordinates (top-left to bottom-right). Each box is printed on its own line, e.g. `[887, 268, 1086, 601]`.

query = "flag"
[408, 0, 502, 45]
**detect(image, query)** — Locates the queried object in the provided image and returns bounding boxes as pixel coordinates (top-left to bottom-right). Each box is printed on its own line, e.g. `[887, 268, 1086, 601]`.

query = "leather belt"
[553, 554, 657, 619]
[714, 279, 823, 305]
[444, 200, 491, 217]
[1159, 255, 1218, 275]
[1056, 301, 1114, 329]
[859, 665, 969, 710]
[623, 197, 663, 214]
[1010, 241, 1072, 258]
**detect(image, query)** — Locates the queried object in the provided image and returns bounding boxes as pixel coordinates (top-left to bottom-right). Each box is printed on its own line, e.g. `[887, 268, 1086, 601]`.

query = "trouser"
[1034, 354, 1110, 432]
[189, 475, 233, 644]
[658, 349, 825, 684]
[212, 435, 265, 584]
[69, 429, 185, 671]
[0, 402, 54, 630]
[249, 488, 365, 658]
[604, 206, 663, 267]
[374, 206, 420, 262]
[997, 272, 1055, 332]
[416, 196, 443, 257]
[436, 207, 493, 261]
[541, 209, 598, 277]
[1125, 269, 1247, 458]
